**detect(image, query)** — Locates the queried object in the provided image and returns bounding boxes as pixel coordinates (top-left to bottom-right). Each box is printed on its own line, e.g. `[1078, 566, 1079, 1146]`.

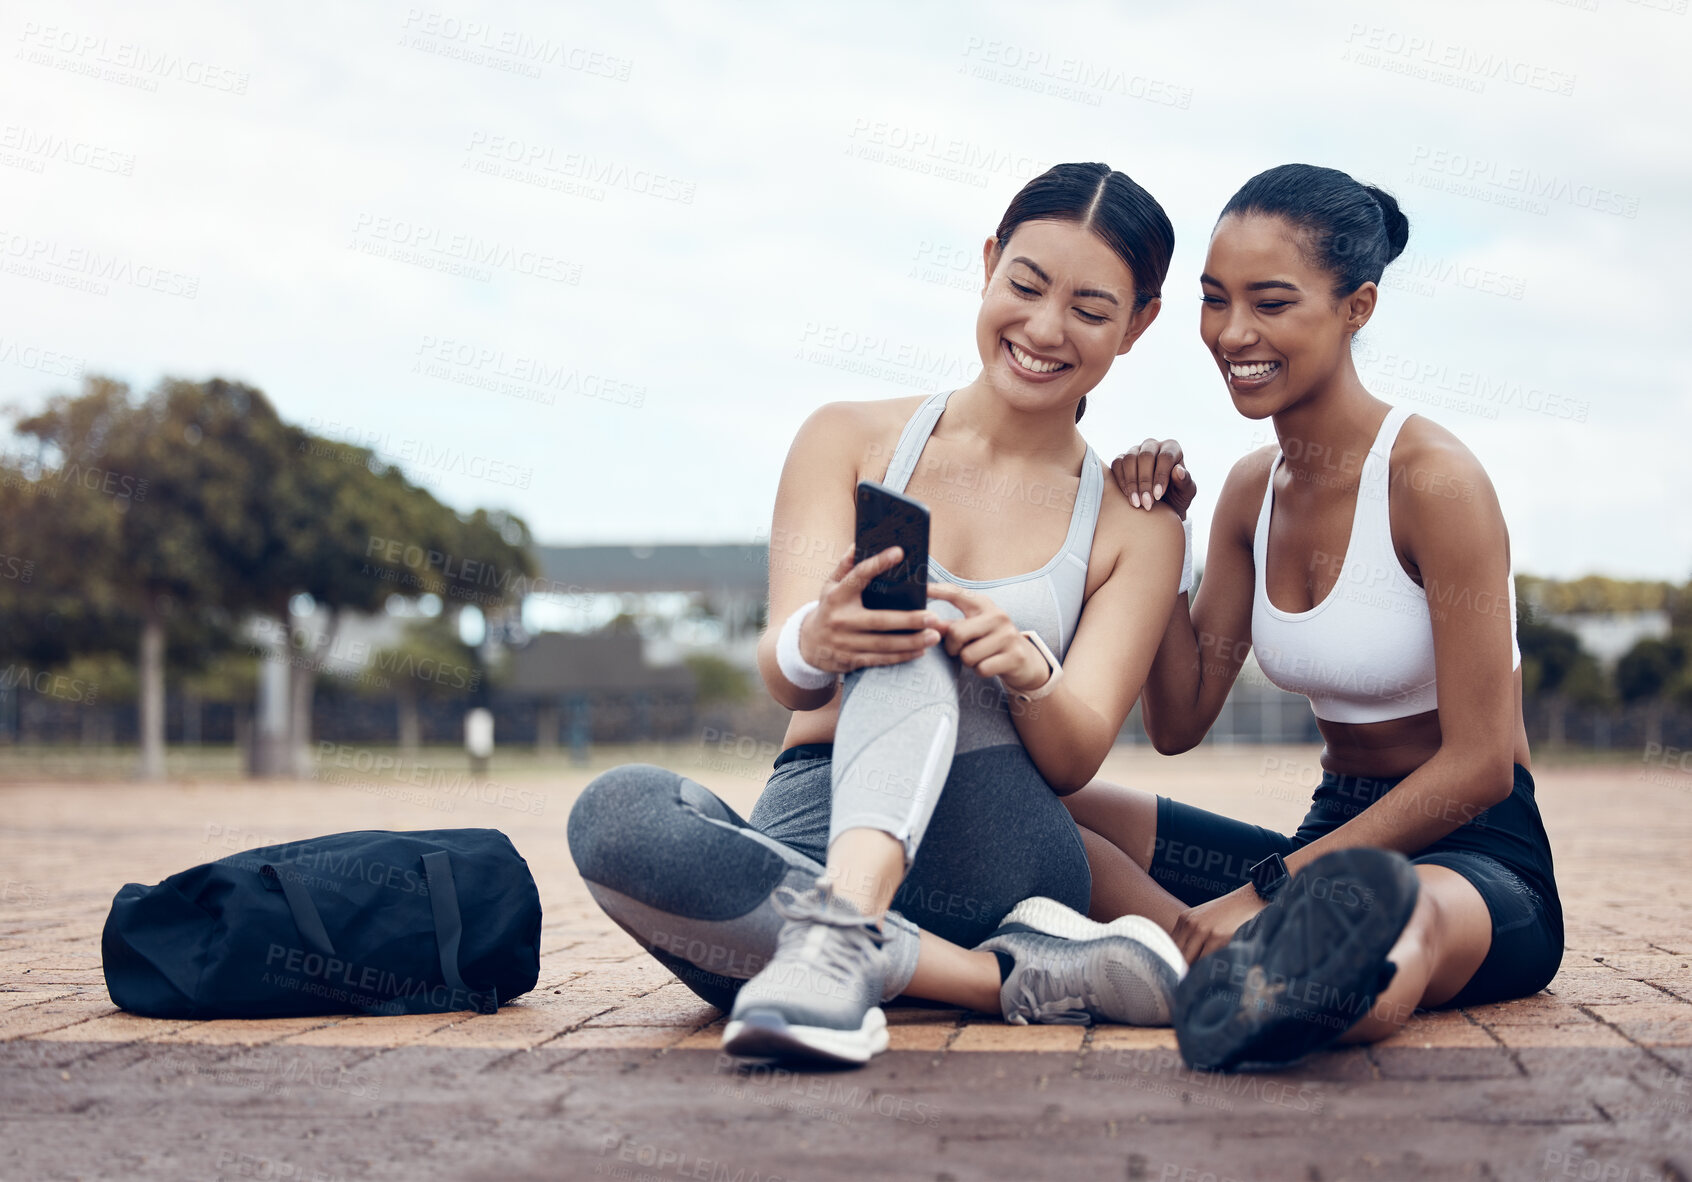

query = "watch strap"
[1248, 852, 1289, 901]
[1010, 630, 1062, 702]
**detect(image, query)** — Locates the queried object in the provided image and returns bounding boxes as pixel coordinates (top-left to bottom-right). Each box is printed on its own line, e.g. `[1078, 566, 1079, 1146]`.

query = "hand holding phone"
[785, 483, 937, 679]
[854, 481, 930, 618]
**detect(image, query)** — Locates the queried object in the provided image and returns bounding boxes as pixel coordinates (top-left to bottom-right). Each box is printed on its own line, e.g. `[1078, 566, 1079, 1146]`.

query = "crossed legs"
[1061, 778, 1493, 1043]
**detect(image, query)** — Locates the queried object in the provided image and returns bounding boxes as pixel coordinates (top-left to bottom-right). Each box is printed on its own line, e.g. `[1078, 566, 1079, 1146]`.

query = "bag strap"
[259, 864, 336, 958]
[421, 850, 499, 1014]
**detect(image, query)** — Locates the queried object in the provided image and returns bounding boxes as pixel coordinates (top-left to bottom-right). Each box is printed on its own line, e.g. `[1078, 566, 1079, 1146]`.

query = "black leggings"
[566, 742, 1092, 1011]
[1151, 763, 1563, 1008]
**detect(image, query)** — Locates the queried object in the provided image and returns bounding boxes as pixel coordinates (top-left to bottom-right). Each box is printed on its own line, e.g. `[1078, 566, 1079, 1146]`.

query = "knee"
[1401, 875, 1451, 961]
[566, 763, 676, 882]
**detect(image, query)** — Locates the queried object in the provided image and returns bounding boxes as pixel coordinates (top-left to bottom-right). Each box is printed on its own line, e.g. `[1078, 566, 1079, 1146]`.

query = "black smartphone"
[855, 480, 930, 622]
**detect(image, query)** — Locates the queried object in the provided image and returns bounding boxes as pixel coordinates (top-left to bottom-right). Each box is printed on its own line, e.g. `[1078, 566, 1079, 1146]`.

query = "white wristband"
[1178, 518, 1195, 596]
[777, 600, 836, 690]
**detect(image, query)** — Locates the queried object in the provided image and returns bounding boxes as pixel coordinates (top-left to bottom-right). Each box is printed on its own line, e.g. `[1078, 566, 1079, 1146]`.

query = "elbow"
[755, 643, 830, 713]
[1479, 755, 1517, 808]
[1448, 748, 1514, 811]
[1147, 720, 1201, 757]
[1047, 767, 1095, 797]
[763, 675, 834, 714]
[1041, 741, 1112, 797]
[1141, 701, 1201, 756]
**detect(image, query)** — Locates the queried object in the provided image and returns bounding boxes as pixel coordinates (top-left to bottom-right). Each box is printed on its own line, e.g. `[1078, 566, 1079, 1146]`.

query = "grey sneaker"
[721, 880, 890, 1065]
[977, 900, 1186, 1026]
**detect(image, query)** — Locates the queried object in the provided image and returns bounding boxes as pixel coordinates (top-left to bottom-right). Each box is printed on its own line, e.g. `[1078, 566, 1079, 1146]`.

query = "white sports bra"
[1250, 405, 1520, 724]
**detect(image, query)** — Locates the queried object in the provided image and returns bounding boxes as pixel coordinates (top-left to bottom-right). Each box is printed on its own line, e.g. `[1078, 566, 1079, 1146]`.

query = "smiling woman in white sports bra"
[1054, 164, 1563, 1072]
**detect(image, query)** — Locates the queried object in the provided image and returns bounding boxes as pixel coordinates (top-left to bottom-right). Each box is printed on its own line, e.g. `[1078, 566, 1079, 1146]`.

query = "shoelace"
[769, 884, 886, 988]
[1008, 949, 1093, 1025]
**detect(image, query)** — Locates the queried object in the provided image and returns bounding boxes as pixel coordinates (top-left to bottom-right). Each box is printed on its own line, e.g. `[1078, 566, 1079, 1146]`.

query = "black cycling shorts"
[1151, 763, 1563, 1009]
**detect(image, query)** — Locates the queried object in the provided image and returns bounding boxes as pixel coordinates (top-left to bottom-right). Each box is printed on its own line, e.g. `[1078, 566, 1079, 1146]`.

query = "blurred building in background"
[6, 537, 1692, 762]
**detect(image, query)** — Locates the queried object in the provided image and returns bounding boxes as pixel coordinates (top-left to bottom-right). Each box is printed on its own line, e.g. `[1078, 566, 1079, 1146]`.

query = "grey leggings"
[566, 634, 1092, 1010]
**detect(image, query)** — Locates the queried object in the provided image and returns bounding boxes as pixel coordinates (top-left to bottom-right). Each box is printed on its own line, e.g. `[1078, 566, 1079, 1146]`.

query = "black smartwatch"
[1248, 853, 1290, 902]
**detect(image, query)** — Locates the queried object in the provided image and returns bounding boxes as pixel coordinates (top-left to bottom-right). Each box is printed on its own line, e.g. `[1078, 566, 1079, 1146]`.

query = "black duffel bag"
[102, 828, 541, 1019]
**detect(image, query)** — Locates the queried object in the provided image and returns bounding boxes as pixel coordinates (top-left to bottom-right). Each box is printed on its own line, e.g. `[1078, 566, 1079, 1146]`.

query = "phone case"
[855, 481, 930, 616]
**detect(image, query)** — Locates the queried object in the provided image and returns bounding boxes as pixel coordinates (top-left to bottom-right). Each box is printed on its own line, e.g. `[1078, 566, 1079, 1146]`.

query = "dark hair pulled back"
[993, 162, 1174, 421]
[1219, 163, 1409, 297]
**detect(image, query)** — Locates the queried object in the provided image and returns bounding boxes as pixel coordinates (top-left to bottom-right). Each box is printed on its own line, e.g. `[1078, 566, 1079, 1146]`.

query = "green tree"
[1616, 634, 1689, 749]
[10, 377, 287, 775]
[257, 428, 462, 774]
[8, 374, 540, 778]
[364, 615, 482, 760]
[684, 652, 749, 706]
[1516, 597, 1592, 748]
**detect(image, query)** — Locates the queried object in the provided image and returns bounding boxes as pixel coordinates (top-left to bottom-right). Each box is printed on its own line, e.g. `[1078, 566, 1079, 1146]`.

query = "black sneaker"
[1173, 847, 1420, 1072]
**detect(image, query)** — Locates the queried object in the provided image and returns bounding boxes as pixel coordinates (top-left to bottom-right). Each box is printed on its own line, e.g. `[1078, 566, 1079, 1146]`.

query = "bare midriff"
[1314, 668, 1531, 779]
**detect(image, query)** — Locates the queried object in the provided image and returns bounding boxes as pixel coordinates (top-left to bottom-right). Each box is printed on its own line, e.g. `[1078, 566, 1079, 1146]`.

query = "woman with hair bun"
[1056, 163, 1562, 1071]
[568, 163, 1196, 1066]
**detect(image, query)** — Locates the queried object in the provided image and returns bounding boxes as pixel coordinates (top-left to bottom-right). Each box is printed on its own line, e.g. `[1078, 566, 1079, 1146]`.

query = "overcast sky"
[3, 0, 1687, 579]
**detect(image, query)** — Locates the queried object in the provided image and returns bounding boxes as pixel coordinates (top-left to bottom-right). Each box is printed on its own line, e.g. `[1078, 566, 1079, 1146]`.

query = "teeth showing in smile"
[1009, 342, 1069, 374]
[1228, 360, 1279, 379]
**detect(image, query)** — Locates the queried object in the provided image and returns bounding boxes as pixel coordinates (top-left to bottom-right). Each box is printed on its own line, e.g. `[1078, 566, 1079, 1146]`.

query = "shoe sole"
[999, 897, 1187, 982]
[1172, 848, 1420, 1073]
[721, 1006, 889, 1065]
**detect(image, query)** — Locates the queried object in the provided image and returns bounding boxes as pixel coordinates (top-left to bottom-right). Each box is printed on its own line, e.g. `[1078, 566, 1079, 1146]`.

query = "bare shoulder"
[1210, 444, 1278, 538]
[786, 395, 925, 481]
[1092, 454, 1183, 555]
[1390, 413, 1501, 516]
[1223, 444, 1279, 494]
[793, 396, 913, 441]
[793, 396, 925, 477]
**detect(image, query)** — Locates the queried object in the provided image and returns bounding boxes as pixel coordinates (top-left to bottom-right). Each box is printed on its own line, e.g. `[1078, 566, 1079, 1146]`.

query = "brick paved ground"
[2, 746, 1689, 1181]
